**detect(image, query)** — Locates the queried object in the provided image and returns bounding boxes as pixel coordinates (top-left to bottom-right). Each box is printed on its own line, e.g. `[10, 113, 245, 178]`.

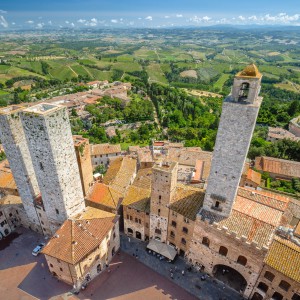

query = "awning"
[147, 239, 177, 260]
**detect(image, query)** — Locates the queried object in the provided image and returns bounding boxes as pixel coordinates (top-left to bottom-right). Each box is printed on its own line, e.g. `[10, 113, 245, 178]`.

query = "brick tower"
[202, 64, 263, 219]
[0, 105, 42, 233]
[21, 103, 85, 233]
[150, 161, 178, 242]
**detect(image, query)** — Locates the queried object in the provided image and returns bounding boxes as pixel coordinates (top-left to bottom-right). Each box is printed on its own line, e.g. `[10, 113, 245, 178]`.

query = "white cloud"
[48, 20, 52, 25]
[77, 19, 86, 23]
[65, 21, 69, 24]
[145, 16, 153, 21]
[238, 15, 246, 21]
[248, 15, 257, 21]
[71, 22, 75, 27]
[176, 14, 183, 18]
[36, 23, 44, 29]
[203, 16, 211, 21]
[138, 17, 142, 20]
[0, 15, 8, 28]
[26, 20, 34, 24]
[111, 19, 118, 23]
[0, 10, 7, 14]
[164, 16, 170, 19]
[91, 18, 97, 23]
[129, 21, 134, 26]
[12, 22, 15, 25]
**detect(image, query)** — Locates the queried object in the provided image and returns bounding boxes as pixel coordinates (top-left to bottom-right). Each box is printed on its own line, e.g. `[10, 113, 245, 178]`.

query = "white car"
[32, 243, 45, 256]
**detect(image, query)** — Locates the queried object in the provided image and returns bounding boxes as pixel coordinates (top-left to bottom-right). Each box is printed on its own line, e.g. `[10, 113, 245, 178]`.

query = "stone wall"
[187, 218, 267, 298]
[21, 105, 85, 233]
[203, 101, 261, 217]
[0, 106, 42, 233]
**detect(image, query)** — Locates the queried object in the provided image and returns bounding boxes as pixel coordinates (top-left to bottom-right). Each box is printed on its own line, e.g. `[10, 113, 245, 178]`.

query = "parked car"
[32, 243, 45, 256]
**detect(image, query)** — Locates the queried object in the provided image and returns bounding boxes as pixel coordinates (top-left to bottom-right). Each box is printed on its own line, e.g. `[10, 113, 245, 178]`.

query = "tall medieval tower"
[21, 103, 85, 233]
[202, 64, 263, 219]
[150, 161, 178, 242]
[0, 106, 42, 233]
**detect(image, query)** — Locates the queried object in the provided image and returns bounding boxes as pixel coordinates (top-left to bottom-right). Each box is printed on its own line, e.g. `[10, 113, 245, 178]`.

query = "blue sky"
[0, 0, 299, 29]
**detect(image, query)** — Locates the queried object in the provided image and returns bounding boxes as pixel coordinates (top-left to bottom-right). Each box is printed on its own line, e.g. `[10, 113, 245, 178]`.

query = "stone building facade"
[42, 208, 119, 290]
[149, 161, 178, 242]
[0, 105, 42, 233]
[203, 64, 262, 218]
[21, 103, 85, 234]
[73, 135, 93, 196]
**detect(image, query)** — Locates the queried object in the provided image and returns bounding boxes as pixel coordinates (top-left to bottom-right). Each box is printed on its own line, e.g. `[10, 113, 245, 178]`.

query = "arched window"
[264, 271, 275, 282]
[155, 228, 161, 235]
[219, 246, 228, 256]
[272, 292, 283, 300]
[182, 227, 188, 234]
[279, 280, 291, 292]
[238, 82, 250, 101]
[202, 237, 210, 247]
[171, 221, 177, 228]
[127, 228, 133, 234]
[237, 255, 247, 266]
[292, 293, 300, 300]
[181, 238, 186, 245]
[257, 282, 268, 293]
[170, 231, 175, 238]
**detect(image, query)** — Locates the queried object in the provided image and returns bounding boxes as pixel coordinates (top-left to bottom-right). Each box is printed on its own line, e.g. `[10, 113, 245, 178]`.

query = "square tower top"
[23, 103, 63, 116]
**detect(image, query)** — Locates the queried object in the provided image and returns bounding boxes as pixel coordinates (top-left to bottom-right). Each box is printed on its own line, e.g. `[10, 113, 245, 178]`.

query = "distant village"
[0, 65, 300, 300]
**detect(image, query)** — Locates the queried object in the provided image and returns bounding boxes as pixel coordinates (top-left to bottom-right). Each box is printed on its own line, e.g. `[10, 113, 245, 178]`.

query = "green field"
[146, 63, 168, 84]
[213, 74, 230, 91]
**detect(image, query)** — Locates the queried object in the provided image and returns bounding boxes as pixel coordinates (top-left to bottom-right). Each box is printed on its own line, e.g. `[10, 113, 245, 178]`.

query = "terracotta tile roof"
[42, 210, 117, 265]
[167, 148, 212, 179]
[255, 156, 300, 178]
[0, 194, 22, 206]
[103, 157, 137, 195]
[295, 222, 300, 238]
[237, 187, 290, 212]
[90, 143, 121, 156]
[86, 182, 123, 210]
[123, 185, 151, 210]
[268, 127, 299, 141]
[0, 171, 16, 190]
[215, 191, 286, 248]
[246, 169, 261, 185]
[137, 148, 154, 163]
[132, 168, 152, 190]
[170, 185, 205, 221]
[265, 236, 300, 283]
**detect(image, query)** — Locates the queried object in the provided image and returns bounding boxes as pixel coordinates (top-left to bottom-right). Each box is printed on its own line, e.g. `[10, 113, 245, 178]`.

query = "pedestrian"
[171, 272, 174, 279]
[128, 237, 131, 243]
[182, 270, 185, 276]
[222, 269, 225, 275]
[170, 268, 173, 273]
[174, 266, 177, 271]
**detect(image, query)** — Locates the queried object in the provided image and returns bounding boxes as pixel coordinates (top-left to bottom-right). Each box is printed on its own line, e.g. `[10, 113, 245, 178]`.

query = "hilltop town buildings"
[0, 65, 300, 299]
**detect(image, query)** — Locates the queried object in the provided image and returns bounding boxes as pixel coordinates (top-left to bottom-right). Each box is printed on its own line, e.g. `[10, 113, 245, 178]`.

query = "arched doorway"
[213, 265, 247, 293]
[112, 247, 116, 256]
[136, 231, 142, 240]
[127, 228, 133, 235]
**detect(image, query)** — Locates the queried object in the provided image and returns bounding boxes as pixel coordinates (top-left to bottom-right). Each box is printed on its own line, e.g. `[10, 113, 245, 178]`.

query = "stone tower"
[202, 64, 263, 219]
[150, 161, 178, 242]
[21, 103, 85, 233]
[73, 135, 93, 196]
[0, 105, 42, 233]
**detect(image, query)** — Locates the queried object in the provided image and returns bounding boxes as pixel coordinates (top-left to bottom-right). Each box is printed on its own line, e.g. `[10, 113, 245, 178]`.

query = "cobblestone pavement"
[120, 234, 245, 300]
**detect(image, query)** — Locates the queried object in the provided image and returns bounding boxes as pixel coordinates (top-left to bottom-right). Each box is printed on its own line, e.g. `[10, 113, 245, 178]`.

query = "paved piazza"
[0, 228, 198, 300]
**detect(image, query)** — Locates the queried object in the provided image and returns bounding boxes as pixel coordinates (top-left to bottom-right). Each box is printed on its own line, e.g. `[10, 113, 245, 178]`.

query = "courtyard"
[0, 228, 197, 300]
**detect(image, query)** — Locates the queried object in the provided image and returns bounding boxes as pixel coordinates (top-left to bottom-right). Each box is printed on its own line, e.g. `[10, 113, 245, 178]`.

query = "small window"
[130, 216, 132, 221]
[159, 195, 161, 200]
[113, 232, 116, 239]
[215, 201, 220, 208]
[155, 228, 161, 235]
[16, 210, 18, 215]
[292, 293, 300, 300]
[182, 227, 188, 234]
[279, 280, 291, 292]
[219, 246, 228, 256]
[257, 282, 268, 293]
[60, 267, 63, 272]
[158, 209, 160, 216]
[50, 263, 53, 268]
[171, 221, 177, 228]
[138, 219, 141, 224]
[135, 218, 138, 223]
[170, 231, 175, 238]
[56, 209, 59, 215]
[202, 237, 210, 247]
[181, 238, 186, 245]
[272, 292, 283, 300]
[237, 255, 247, 266]
[126, 214, 129, 219]
[264, 271, 275, 282]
